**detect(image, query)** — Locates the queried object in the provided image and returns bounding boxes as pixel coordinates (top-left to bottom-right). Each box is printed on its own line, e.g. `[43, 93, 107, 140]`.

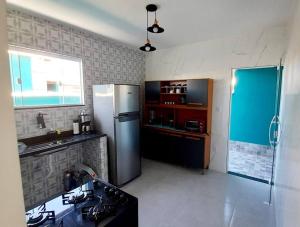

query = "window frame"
[8, 46, 85, 109]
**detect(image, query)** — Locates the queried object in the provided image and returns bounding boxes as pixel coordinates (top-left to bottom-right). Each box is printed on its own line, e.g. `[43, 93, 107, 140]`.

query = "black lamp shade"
[140, 42, 156, 52]
[147, 24, 164, 33]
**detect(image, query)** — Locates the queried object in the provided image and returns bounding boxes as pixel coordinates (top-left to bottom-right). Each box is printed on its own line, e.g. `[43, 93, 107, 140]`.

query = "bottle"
[86, 125, 90, 133]
[79, 109, 86, 123]
[73, 120, 80, 135]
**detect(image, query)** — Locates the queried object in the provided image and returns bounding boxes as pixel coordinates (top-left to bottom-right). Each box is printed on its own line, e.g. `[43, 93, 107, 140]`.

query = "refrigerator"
[92, 84, 141, 186]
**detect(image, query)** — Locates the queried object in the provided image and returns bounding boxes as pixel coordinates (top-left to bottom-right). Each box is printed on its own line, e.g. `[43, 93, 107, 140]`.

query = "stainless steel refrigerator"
[93, 84, 141, 186]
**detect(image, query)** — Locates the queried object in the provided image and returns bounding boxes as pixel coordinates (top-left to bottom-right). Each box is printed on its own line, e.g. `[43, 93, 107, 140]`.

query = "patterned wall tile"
[7, 8, 145, 139]
[20, 137, 108, 209]
[228, 140, 273, 181]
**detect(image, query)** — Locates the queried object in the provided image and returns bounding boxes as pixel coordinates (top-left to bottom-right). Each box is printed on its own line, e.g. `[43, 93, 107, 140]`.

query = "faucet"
[37, 112, 47, 129]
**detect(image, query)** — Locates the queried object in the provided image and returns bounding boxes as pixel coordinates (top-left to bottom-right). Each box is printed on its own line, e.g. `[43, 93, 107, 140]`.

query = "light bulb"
[153, 26, 159, 33]
[145, 46, 151, 51]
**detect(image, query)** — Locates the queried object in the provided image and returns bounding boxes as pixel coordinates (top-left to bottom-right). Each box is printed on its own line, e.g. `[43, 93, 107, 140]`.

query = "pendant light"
[147, 4, 164, 33]
[140, 6, 156, 52]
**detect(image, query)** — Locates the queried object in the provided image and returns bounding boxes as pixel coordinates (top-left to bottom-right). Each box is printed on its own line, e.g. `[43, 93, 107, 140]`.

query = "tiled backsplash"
[20, 143, 84, 208]
[20, 137, 108, 209]
[6, 8, 145, 139]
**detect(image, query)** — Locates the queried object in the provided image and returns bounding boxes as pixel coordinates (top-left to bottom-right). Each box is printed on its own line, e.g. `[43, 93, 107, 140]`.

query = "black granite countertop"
[18, 133, 106, 158]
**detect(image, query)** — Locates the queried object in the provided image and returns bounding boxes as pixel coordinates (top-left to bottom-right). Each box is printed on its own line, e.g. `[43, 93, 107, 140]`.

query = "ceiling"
[7, 0, 297, 49]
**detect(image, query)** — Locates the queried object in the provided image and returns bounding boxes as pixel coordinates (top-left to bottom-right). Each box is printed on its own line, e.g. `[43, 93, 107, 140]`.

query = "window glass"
[8, 48, 84, 108]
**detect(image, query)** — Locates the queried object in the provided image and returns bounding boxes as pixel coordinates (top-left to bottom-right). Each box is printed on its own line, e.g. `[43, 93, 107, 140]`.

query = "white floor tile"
[122, 159, 275, 227]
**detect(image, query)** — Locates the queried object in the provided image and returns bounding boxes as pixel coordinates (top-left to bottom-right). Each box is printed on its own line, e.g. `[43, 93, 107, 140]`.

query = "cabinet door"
[159, 132, 183, 165]
[142, 129, 163, 160]
[181, 136, 204, 168]
[115, 115, 140, 185]
[145, 81, 160, 103]
[187, 79, 208, 105]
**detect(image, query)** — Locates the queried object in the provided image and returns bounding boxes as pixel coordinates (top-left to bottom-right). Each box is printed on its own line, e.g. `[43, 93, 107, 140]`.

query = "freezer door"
[114, 85, 139, 115]
[115, 114, 140, 185]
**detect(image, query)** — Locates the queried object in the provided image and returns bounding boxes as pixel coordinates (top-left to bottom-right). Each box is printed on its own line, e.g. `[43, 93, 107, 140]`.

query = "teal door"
[228, 66, 282, 183]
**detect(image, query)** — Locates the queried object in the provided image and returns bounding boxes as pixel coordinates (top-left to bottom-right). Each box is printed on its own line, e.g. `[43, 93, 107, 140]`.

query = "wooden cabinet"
[181, 136, 204, 168]
[145, 81, 160, 104]
[143, 78, 213, 169]
[142, 128, 205, 168]
[186, 79, 209, 105]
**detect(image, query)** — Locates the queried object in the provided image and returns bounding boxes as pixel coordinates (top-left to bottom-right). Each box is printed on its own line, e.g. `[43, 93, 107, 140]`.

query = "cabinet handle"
[187, 102, 203, 106]
[185, 136, 201, 141]
[159, 132, 182, 138]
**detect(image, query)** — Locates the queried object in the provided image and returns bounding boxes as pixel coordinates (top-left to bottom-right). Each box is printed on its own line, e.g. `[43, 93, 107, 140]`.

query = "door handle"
[269, 116, 275, 147]
[269, 115, 281, 148]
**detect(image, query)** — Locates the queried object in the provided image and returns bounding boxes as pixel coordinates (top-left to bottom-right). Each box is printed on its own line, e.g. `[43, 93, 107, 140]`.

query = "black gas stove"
[25, 180, 138, 227]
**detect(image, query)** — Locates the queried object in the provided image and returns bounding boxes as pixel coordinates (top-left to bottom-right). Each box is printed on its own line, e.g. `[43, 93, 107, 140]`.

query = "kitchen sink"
[29, 137, 75, 151]
[51, 137, 75, 145]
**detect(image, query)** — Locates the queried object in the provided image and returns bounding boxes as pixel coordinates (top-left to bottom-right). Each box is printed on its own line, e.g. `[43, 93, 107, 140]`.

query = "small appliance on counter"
[78, 110, 91, 134]
[185, 120, 206, 133]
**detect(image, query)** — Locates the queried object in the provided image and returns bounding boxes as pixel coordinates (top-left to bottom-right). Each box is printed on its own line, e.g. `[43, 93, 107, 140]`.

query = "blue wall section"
[230, 67, 278, 146]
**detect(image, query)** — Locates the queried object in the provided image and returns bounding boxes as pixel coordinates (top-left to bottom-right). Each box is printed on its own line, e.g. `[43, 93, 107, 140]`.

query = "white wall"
[274, 1, 300, 226]
[146, 25, 289, 172]
[0, 0, 26, 226]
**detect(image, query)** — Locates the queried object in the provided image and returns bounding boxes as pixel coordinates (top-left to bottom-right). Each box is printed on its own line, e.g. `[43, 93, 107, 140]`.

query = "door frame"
[226, 65, 279, 180]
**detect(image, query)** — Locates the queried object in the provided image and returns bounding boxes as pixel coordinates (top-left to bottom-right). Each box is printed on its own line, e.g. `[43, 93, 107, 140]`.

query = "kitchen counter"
[18, 133, 105, 158]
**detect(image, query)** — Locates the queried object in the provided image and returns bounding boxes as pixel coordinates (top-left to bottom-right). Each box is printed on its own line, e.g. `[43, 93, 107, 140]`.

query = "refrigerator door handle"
[118, 113, 129, 117]
[116, 112, 140, 122]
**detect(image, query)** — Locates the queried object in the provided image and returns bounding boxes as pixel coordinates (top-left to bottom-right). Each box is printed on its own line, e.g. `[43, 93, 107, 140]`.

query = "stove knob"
[104, 186, 110, 193]
[108, 188, 115, 196]
[114, 190, 120, 197]
[119, 193, 127, 203]
[106, 205, 116, 213]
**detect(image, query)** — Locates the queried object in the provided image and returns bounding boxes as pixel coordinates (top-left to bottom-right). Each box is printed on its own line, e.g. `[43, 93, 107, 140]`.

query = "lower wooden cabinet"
[142, 128, 205, 169]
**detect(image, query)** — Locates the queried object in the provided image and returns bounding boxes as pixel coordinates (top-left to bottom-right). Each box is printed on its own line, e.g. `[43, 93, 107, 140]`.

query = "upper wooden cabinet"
[145, 81, 160, 104]
[186, 79, 209, 105]
[145, 79, 213, 106]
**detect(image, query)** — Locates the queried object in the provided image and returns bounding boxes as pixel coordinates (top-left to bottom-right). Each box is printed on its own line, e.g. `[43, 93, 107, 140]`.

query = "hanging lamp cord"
[146, 10, 149, 40]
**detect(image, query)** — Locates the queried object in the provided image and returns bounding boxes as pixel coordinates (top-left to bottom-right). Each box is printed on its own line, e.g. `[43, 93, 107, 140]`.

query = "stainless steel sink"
[29, 137, 74, 151]
[51, 137, 74, 145]
[29, 142, 56, 151]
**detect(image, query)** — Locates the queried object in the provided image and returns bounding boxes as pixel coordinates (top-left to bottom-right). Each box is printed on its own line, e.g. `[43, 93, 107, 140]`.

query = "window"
[8, 47, 84, 108]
